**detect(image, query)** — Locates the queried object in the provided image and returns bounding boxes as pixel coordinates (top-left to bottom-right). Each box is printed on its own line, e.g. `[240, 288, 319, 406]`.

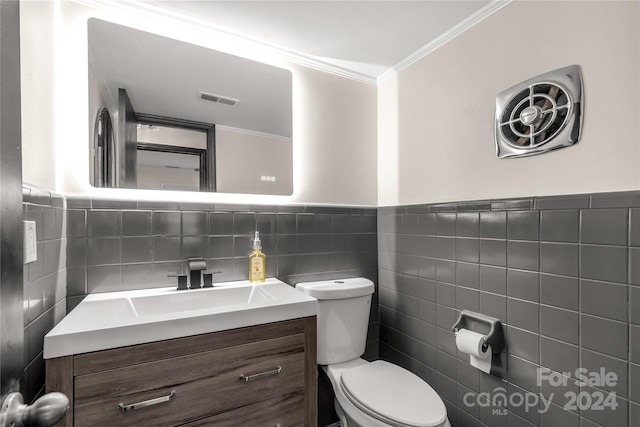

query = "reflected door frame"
[135, 113, 216, 192]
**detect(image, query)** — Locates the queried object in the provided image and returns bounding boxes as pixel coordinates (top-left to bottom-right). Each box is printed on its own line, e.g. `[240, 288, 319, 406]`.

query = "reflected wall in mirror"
[88, 18, 293, 195]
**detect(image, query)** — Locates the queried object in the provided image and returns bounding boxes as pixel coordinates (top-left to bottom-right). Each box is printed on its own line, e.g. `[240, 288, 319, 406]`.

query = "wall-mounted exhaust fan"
[494, 65, 583, 159]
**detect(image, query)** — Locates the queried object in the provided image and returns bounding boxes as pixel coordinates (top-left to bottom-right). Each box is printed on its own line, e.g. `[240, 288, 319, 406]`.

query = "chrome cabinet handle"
[239, 366, 282, 382]
[118, 390, 176, 413]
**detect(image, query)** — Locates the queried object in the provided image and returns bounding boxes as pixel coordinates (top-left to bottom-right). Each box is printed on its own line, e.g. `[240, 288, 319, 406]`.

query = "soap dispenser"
[249, 231, 266, 283]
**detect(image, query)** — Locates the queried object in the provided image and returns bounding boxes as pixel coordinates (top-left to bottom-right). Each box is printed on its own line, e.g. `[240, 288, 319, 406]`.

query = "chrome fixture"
[188, 258, 207, 289]
[0, 392, 69, 427]
[495, 65, 584, 158]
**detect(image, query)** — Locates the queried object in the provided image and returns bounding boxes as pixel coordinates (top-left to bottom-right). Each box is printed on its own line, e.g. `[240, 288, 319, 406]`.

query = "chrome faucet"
[188, 258, 207, 289]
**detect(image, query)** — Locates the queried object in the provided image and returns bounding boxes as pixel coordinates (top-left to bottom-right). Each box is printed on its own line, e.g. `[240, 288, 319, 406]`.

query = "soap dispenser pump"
[249, 231, 266, 283]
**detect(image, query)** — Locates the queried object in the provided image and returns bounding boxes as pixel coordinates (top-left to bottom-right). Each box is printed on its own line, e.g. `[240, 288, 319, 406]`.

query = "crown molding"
[378, 0, 514, 83]
[77, 0, 378, 85]
[78, 0, 512, 87]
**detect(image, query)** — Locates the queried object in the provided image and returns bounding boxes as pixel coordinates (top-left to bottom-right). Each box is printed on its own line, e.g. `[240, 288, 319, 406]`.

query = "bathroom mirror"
[88, 18, 293, 195]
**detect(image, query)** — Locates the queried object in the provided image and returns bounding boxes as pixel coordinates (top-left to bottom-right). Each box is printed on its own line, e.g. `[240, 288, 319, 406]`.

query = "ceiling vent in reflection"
[494, 65, 583, 159]
[199, 91, 239, 107]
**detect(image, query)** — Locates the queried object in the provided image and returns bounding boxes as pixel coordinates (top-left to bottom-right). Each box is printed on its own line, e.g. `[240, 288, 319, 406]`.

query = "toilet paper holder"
[452, 310, 503, 354]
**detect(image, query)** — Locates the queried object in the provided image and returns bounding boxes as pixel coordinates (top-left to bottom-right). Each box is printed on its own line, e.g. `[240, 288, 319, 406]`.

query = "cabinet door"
[74, 334, 305, 426]
[179, 392, 305, 427]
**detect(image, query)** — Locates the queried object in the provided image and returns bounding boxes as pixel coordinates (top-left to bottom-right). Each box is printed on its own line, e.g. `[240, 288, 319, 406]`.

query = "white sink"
[44, 278, 317, 359]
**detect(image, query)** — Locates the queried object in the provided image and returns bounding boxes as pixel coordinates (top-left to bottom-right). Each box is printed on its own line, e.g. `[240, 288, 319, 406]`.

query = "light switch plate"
[24, 220, 37, 264]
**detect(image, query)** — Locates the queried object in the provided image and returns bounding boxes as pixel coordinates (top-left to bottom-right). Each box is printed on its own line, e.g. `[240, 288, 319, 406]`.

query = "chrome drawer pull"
[239, 366, 282, 382]
[118, 390, 176, 412]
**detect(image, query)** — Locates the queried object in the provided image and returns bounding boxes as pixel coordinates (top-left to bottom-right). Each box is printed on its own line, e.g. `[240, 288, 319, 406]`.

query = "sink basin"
[130, 284, 273, 317]
[44, 278, 317, 359]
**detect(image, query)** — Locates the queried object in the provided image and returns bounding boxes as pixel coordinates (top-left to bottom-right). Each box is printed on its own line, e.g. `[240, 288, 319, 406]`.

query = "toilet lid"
[340, 361, 447, 427]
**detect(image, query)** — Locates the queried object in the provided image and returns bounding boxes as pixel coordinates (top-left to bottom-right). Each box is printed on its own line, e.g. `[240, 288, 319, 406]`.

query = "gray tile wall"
[378, 191, 640, 427]
[22, 185, 66, 403]
[65, 196, 379, 360]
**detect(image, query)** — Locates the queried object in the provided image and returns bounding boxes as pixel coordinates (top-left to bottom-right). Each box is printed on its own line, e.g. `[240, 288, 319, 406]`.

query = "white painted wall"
[20, 0, 57, 190]
[20, 1, 378, 206]
[378, 0, 640, 206]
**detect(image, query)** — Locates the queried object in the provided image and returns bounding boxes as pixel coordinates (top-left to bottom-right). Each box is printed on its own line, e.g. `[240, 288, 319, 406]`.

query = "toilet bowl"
[296, 278, 450, 427]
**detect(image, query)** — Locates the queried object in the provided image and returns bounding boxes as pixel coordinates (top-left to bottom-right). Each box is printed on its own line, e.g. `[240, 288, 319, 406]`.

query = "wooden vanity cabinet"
[46, 317, 317, 427]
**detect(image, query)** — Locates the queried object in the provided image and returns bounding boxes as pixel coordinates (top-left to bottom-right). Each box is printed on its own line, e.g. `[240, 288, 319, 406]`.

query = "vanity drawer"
[74, 334, 305, 426]
[179, 391, 305, 426]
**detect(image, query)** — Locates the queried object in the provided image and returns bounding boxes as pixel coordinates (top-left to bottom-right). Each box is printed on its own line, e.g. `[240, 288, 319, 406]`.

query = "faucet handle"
[202, 270, 223, 288]
[168, 274, 188, 290]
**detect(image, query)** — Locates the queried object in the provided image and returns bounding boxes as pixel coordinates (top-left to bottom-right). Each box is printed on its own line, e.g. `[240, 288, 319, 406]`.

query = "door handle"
[0, 392, 69, 427]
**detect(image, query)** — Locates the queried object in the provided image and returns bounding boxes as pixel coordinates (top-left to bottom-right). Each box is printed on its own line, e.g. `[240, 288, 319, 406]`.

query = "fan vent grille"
[499, 83, 572, 148]
[199, 91, 239, 107]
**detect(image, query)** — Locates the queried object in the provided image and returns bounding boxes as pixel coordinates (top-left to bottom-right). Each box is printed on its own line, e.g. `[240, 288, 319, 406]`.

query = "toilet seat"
[339, 360, 447, 427]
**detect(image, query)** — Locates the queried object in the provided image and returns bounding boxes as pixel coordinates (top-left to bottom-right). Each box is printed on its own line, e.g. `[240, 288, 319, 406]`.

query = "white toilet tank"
[296, 278, 374, 365]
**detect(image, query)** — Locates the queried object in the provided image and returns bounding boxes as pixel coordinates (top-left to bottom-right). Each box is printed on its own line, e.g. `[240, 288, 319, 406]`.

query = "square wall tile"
[456, 262, 479, 289]
[456, 213, 479, 238]
[581, 314, 628, 359]
[436, 237, 456, 260]
[507, 298, 539, 333]
[436, 282, 456, 308]
[87, 238, 121, 265]
[507, 355, 540, 394]
[507, 211, 539, 241]
[479, 292, 506, 321]
[540, 273, 578, 310]
[121, 237, 153, 263]
[506, 326, 539, 364]
[418, 213, 436, 235]
[581, 209, 628, 245]
[153, 237, 181, 262]
[540, 243, 578, 277]
[122, 210, 152, 236]
[209, 212, 233, 235]
[540, 305, 579, 345]
[580, 279, 628, 322]
[507, 269, 539, 302]
[580, 386, 628, 427]
[580, 348, 628, 398]
[540, 210, 579, 243]
[233, 212, 256, 235]
[87, 210, 121, 237]
[456, 238, 479, 263]
[507, 241, 539, 271]
[87, 265, 121, 293]
[479, 239, 506, 267]
[152, 211, 181, 236]
[581, 245, 628, 284]
[436, 260, 455, 284]
[182, 211, 207, 235]
[456, 287, 479, 312]
[436, 213, 456, 236]
[480, 212, 506, 239]
[480, 265, 506, 295]
[66, 209, 86, 237]
[540, 336, 579, 374]
[256, 213, 277, 235]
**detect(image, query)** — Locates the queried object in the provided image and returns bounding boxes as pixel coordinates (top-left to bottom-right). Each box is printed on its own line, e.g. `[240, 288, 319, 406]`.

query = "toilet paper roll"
[455, 329, 492, 373]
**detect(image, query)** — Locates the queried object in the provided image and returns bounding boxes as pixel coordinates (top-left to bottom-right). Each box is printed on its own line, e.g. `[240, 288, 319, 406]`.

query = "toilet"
[296, 278, 450, 427]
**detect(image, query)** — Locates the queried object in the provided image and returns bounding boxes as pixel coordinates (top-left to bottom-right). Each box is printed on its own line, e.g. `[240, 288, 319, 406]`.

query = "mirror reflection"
[88, 18, 293, 195]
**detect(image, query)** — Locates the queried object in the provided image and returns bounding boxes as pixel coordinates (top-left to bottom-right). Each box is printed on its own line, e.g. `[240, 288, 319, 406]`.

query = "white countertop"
[44, 278, 318, 359]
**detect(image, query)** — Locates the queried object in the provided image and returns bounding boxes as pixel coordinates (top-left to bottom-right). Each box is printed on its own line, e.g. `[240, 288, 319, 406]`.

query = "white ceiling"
[89, 1, 510, 134]
[127, 0, 503, 81]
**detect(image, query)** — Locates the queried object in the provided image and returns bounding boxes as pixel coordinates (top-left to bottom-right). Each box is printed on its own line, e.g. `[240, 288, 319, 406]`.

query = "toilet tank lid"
[296, 278, 374, 300]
